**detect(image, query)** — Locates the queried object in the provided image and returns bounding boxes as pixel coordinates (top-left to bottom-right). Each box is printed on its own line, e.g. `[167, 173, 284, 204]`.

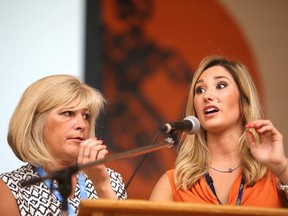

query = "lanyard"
[35, 166, 88, 215]
[205, 173, 245, 205]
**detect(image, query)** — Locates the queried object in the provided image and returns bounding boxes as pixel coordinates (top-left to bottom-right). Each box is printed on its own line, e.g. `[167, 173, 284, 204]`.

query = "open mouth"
[204, 107, 219, 115]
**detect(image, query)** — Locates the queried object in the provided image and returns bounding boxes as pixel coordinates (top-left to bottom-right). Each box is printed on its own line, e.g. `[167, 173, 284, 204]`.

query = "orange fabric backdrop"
[98, 0, 260, 199]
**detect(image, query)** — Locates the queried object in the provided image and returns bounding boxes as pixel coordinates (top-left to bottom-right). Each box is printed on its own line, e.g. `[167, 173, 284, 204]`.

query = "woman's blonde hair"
[8, 74, 106, 166]
[175, 56, 267, 190]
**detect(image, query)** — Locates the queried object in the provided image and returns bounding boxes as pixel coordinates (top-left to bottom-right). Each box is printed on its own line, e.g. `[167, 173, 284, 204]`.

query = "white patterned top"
[0, 164, 127, 215]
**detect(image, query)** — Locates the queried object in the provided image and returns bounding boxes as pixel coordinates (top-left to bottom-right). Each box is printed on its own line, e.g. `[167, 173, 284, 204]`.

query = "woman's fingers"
[78, 138, 107, 162]
[90, 144, 108, 160]
[245, 129, 256, 148]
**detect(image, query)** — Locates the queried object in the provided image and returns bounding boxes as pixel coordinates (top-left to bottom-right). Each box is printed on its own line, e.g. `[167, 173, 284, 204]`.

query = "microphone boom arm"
[80, 136, 176, 170]
[20, 135, 177, 212]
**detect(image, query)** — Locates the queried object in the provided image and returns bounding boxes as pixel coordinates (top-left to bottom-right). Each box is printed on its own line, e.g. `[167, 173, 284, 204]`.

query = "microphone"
[160, 116, 200, 134]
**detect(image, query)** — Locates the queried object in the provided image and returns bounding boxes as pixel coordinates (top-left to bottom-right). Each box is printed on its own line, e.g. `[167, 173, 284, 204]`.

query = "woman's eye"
[83, 113, 91, 120]
[63, 111, 73, 116]
[195, 86, 205, 94]
[217, 83, 227, 89]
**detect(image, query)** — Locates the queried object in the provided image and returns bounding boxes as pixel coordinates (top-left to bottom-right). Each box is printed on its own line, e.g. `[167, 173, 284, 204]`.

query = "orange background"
[98, 0, 260, 199]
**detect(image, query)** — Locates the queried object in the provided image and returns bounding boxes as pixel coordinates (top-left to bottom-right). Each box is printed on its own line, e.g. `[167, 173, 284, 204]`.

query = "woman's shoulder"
[0, 164, 37, 184]
[166, 169, 175, 179]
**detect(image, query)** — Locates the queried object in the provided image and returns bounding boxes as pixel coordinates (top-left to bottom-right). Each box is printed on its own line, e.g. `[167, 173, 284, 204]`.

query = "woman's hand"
[78, 137, 109, 179]
[77, 138, 117, 199]
[245, 120, 287, 175]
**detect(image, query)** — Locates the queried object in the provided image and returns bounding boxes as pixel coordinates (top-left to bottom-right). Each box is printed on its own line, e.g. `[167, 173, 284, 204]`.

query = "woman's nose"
[74, 115, 88, 131]
[203, 91, 216, 102]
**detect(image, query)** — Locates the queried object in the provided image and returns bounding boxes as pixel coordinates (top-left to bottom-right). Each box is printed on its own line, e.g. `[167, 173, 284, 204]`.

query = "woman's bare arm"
[149, 173, 173, 201]
[0, 179, 20, 216]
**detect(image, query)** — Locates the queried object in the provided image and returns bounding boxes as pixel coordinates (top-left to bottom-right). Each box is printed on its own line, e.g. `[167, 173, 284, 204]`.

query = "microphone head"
[183, 116, 200, 134]
[160, 123, 172, 133]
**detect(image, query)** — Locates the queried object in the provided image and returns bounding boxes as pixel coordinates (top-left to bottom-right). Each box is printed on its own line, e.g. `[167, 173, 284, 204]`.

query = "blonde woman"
[0, 75, 127, 216]
[150, 56, 288, 207]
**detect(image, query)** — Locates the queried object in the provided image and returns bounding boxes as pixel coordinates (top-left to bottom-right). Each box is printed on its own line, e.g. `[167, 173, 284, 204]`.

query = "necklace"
[210, 164, 241, 173]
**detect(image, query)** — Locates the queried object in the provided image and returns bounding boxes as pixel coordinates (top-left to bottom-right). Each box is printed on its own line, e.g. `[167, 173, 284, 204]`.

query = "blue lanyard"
[35, 166, 88, 215]
[205, 173, 245, 205]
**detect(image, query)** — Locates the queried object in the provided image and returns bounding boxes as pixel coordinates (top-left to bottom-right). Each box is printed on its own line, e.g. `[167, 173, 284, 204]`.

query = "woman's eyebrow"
[196, 75, 230, 84]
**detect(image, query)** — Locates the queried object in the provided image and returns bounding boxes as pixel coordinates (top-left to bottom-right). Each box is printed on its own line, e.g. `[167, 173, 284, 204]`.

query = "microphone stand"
[20, 133, 178, 213]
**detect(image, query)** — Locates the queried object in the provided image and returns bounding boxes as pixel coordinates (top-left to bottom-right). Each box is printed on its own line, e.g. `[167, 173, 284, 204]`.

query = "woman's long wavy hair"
[174, 56, 267, 190]
[8, 74, 106, 167]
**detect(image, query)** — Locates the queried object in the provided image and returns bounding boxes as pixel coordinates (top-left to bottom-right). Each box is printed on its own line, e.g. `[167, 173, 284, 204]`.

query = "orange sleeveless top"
[166, 169, 283, 207]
